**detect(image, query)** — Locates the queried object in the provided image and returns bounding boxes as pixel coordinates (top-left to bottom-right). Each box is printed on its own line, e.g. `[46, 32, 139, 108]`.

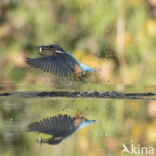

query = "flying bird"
[26, 44, 95, 79]
[28, 112, 96, 145]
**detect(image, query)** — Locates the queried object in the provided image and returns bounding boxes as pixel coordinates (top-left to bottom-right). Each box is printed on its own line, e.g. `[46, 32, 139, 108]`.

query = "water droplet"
[10, 118, 13, 121]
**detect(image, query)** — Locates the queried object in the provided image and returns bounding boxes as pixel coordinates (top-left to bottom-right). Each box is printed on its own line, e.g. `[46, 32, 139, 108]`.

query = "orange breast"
[75, 64, 82, 73]
[75, 119, 82, 127]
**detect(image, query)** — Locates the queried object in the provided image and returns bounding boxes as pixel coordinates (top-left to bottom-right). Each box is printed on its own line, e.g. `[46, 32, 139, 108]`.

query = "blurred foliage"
[0, 0, 155, 85]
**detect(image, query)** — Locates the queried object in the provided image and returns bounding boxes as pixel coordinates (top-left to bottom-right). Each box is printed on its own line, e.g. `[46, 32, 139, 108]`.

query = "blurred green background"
[0, 0, 156, 156]
[0, 0, 155, 85]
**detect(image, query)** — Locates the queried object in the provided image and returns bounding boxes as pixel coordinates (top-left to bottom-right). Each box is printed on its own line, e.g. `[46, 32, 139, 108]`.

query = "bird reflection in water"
[28, 112, 96, 145]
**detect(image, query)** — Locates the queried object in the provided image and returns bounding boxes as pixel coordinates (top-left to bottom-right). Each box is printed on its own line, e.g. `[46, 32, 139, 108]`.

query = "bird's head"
[38, 44, 65, 54]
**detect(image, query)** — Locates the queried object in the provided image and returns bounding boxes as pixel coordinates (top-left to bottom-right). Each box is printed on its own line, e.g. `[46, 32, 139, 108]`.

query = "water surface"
[0, 84, 156, 156]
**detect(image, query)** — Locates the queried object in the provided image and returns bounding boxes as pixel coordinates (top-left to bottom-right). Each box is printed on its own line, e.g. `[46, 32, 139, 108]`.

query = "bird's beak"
[37, 45, 51, 53]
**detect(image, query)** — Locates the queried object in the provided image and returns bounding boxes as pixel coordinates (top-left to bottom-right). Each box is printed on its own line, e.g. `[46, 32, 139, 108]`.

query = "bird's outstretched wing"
[26, 53, 77, 77]
[28, 114, 76, 137]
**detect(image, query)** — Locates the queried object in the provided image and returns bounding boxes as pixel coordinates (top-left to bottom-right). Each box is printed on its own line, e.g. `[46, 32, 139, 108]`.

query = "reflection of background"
[0, 0, 156, 84]
[0, 98, 156, 156]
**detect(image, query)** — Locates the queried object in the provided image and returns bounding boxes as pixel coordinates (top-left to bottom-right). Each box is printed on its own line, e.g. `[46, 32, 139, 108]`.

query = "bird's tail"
[79, 63, 96, 72]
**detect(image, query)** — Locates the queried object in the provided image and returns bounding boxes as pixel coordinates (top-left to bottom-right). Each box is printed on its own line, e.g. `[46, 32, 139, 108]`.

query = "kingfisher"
[26, 44, 95, 79]
[28, 112, 96, 145]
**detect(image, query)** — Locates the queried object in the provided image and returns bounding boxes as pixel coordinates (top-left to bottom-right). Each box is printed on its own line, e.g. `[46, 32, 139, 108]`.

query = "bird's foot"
[76, 110, 82, 119]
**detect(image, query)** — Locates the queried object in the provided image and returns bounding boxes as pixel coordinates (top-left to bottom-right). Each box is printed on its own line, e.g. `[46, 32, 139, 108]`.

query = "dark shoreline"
[0, 91, 155, 100]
